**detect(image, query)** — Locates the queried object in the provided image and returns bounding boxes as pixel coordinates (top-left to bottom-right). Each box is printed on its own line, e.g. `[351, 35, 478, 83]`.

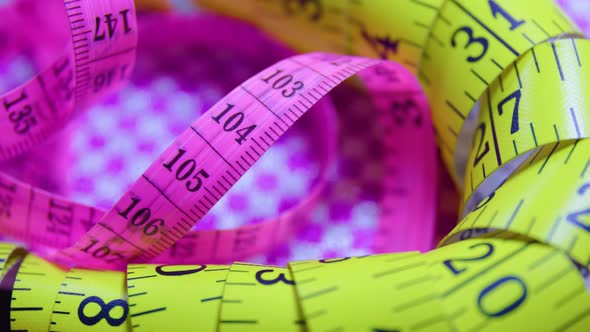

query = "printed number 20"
[443, 242, 494, 275]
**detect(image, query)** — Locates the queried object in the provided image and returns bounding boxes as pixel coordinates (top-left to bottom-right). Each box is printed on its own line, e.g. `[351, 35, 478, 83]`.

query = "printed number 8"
[78, 296, 129, 326]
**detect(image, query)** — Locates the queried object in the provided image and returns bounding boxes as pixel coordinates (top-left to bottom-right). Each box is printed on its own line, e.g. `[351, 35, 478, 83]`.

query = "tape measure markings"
[0, 94, 333, 263]
[1, 0, 590, 330]
[125, 264, 229, 331]
[1, 5, 437, 265]
[463, 38, 590, 203]
[0, 244, 25, 332]
[289, 252, 451, 331]
[63, 0, 138, 110]
[49, 268, 129, 331]
[419, 0, 579, 182]
[359, 67, 438, 253]
[444, 139, 590, 266]
[218, 262, 304, 331]
[0, 0, 137, 161]
[52, 54, 390, 268]
[427, 238, 590, 331]
[347, 0, 444, 71]
[439, 240, 534, 298]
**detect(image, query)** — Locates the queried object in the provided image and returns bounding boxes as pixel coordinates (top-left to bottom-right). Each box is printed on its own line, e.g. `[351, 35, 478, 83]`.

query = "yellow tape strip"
[289, 252, 452, 331]
[421, 0, 580, 179]
[194, 0, 581, 184]
[10, 254, 67, 332]
[4, 0, 590, 330]
[427, 238, 590, 331]
[0, 242, 21, 279]
[346, 0, 444, 69]
[444, 139, 590, 265]
[126, 264, 229, 331]
[463, 38, 590, 200]
[49, 268, 129, 331]
[219, 262, 304, 331]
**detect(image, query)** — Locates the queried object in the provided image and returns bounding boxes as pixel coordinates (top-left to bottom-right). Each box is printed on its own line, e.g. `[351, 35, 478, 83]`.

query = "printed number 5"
[451, 26, 489, 62]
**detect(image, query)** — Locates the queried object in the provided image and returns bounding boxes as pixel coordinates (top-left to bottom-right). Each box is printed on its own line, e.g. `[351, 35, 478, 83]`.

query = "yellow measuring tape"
[289, 252, 451, 331]
[0, 243, 23, 279]
[9, 254, 66, 331]
[1, 0, 590, 330]
[50, 268, 129, 331]
[420, 0, 580, 179]
[463, 38, 590, 200]
[126, 264, 228, 331]
[219, 262, 303, 331]
[427, 237, 590, 331]
[3, 241, 590, 330]
[194, 0, 582, 183]
[444, 138, 590, 266]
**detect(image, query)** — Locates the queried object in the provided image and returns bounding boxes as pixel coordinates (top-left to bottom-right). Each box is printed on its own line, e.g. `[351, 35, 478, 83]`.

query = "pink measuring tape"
[0, 0, 437, 270]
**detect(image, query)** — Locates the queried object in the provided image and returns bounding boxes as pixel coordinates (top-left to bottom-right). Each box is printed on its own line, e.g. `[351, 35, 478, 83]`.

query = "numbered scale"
[0, 0, 589, 331]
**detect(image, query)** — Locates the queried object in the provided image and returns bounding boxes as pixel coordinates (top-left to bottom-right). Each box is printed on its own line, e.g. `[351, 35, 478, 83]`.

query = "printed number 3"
[451, 26, 489, 62]
[255, 269, 295, 285]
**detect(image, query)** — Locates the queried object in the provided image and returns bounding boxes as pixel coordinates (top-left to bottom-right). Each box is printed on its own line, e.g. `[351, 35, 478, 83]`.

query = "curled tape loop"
[0, 0, 588, 331]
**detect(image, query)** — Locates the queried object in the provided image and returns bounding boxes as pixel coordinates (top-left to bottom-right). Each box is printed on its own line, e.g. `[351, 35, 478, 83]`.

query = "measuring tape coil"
[0, 0, 589, 330]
